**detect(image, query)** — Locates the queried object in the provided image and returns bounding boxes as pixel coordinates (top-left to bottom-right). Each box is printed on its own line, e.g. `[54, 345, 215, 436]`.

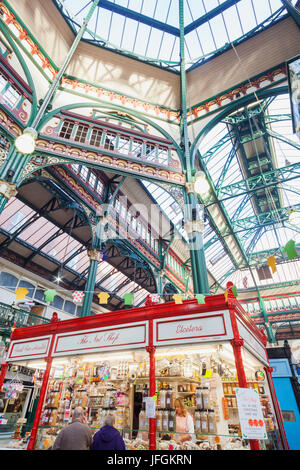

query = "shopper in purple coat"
[91, 414, 126, 450]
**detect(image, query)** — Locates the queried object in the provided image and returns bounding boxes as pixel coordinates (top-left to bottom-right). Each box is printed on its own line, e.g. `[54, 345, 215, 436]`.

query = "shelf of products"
[34, 349, 281, 451]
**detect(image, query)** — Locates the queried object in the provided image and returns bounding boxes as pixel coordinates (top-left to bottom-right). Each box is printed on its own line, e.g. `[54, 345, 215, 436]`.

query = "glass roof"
[53, 0, 296, 71]
[0, 198, 150, 307]
[197, 93, 300, 290]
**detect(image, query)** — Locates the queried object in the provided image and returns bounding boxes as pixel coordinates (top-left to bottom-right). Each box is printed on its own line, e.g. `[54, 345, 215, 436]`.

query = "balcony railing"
[0, 302, 50, 335]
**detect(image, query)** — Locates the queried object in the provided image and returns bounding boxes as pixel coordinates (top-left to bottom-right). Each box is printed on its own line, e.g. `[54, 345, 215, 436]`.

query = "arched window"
[0, 271, 18, 291]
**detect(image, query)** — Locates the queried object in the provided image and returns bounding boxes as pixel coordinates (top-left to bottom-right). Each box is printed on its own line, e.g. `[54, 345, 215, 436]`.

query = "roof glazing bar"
[97, 0, 180, 36]
[184, 0, 243, 35]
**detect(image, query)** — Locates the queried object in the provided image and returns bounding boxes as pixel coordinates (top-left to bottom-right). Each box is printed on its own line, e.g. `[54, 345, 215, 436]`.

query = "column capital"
[185, 182, 195, 194]
[231, 337, 244, 348]
[0, 180, 17, 199]
[185, 220, 204, 234]
[88, 248, 103, 262]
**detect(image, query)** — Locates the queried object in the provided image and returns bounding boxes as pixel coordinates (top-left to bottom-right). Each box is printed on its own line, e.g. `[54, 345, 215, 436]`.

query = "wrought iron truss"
[197, 92, 300, 293]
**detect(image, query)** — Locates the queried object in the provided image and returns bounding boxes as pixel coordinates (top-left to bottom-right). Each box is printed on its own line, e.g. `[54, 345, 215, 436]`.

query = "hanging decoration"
[172, 294, 183, 304]
[242, 277, 248, 289]
[224, 282, 238, 301]
[284, 240, 298, 260]
[149, 293, 160, 303]
[232, 285, 238, 298]
[267, 256, 277, 274]
[72, 291, 85, 304]
[98, 292, 110, 304]
[123, 292, 134, 305]
[44, 289, 57, 303]
[195, 294, 206, 304]
[15, 288, 29, 301]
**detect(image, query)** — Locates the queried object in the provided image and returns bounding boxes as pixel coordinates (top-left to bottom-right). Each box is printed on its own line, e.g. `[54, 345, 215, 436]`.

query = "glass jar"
[208, 409, 217, 434]
[196, 387, 203, 409]
[162, 409, 169, 432]
[200, 409, 208, 434]
[166, 388, 173, 409]
[194, 409, 201, 433]
[160, 388, 167, 408]
[156, 408, 162, 431]
[202, 387, 210, 410]
[139, 409, 145, 430]
[168, 409, 176, 432]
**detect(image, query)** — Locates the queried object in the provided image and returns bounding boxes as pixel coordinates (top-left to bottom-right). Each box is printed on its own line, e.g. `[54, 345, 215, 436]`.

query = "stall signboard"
[6, 335, 52, 362]
[153, 311, 233, 346]
[236, 318, 268, 365]
[235, 388, 268, 440]
[52, 322, 148, 357]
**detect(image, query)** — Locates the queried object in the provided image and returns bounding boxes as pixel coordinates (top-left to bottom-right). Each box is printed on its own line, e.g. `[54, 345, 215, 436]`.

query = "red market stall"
[0, 289, 289, 451]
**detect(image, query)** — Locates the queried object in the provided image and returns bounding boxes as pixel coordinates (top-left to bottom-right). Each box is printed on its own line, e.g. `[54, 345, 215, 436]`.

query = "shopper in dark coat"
[91, 414, 126, 450]
[52, 407, 92, 450]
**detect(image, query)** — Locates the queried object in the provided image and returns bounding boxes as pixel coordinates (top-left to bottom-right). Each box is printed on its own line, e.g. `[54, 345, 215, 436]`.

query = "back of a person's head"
[103, 414, 115, 427]
[73, 406, 84, 420]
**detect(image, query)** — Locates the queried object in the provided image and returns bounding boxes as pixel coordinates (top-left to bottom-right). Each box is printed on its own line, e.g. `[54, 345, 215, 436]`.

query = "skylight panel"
[222, 6, 244, 42]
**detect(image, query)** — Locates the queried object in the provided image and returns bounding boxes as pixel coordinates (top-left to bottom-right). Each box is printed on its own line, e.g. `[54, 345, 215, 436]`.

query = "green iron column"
[0, 0, 99, 214]
[81, 215, 106, 317]
[81, 176, 126, 316]
[179, 0, 209, 295]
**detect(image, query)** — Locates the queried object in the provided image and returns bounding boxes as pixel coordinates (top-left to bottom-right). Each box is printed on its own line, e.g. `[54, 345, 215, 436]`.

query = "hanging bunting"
[284, 240, 298, 260]
[15, 288, 29, 301]
[98, 292, 110, 304]
[195, 294, 206, 304]
[150, 293, 160, 303]
[267, 256, 277, 274]
[232, 285, 238, 298]
[123, 292, 134, 305]
[72, 291, 85, 303]
[172, 294, 183, 304]
[242, 277, 248, 289]
[44, 289, 57, 303]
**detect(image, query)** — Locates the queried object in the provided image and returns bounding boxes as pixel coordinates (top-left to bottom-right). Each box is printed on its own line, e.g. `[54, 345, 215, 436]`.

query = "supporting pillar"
[27, 355, 53, 450]
[228, 286, 260, 450]
[81, 248, 103, 317]
[178, 0, 210, 296]
[184, 188, 210, 295]
[146, 319, 156, 450]
[27, 326, 57, 451]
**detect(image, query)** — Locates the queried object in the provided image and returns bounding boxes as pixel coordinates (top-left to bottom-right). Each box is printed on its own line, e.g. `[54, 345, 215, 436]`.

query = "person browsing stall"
[52, 406, 92, 450]
[90, 414, 126, 450]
